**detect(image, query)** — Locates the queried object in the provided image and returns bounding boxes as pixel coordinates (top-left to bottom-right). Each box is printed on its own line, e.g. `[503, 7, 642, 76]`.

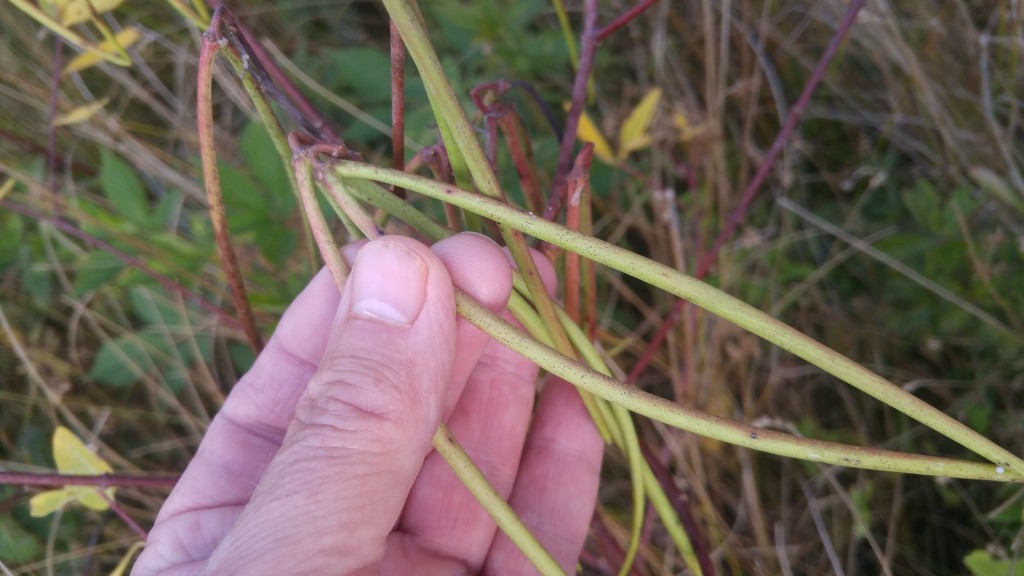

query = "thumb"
[207, 237, 458, 575]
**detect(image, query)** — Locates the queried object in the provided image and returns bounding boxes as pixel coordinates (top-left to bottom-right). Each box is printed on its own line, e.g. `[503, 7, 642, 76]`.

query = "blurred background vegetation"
[1, 1, 1022, 574]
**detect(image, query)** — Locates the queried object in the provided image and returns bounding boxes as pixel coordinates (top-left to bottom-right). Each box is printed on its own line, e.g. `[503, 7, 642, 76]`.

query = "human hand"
[133, 233, 603, 575]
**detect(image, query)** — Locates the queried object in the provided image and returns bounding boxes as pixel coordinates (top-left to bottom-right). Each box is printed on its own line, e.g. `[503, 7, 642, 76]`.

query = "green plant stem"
[339, 169, 757, 574]
[293, 156, 349, 287]
[343, 177, 450, 241]
[333, 162, 1024, 477]
[379, 10, 643, 552]
[551, 0, 580, 72]
[307, 174, 564, 576]
[643, 466, 703, 575]
[382, 0, 564, 339]
[451, 287, 1022, 481]
[319, 172, 380, 240]
[341, 170, 648, 570]
[433, 423, 566, 576]
[214, 35, 319, 276]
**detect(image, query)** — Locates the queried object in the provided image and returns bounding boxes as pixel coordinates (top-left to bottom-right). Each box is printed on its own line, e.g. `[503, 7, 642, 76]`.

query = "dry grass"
[1, 1, 1022, 574]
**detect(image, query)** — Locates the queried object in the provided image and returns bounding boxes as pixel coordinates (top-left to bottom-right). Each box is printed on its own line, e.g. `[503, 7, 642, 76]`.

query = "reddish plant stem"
[470, 81, 545, 214]
[469, 79, 511, 113]
[543, 0, 599, 223]
[484, 112, 501, 170]
[419, 144, 461, 231]
[564, 144, 594, 323]
[198, 27, 265, 354]
[626, 0, 866, 386]
[508, 80, 563, 141]
[695, 0, 866, 280]
[590, 512, 626, 574]
[595, 0, 659, 43]
[99, 491, 149, 540]
[495, 103, 544, 215]
[390, 20, 406, 198]
[639, 441, 715, 576]
[0, 471, 178, 489]
[0, 199, 242, 330]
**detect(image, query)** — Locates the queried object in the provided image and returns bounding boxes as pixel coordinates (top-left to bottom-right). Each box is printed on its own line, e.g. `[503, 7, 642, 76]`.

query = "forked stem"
[294, 146, 565, 576]
[332, 162, 1024, 479]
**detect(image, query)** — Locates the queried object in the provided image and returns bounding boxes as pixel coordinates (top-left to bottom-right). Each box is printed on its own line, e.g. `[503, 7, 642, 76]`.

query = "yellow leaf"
[54, 426, 112, 475]
[108, 541, 146, 576]
[617, 88, 661, 162]
[0, 178, 15, 201]
[673, 111, 706, 143]
[39, 0, 65, 19]
[63, 27, 140, 75]
[60, 0, 126, 27]
[49, 426, 116, 514]
[573, 108, 615, 165]
[29, 489, 76, 517]
[53, 97, 109, 126]
[72, 484, 116, 511]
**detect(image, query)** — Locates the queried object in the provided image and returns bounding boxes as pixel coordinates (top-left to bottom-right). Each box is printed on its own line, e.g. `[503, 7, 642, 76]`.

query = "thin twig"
[0, 471, 178, 489]
[495, 103, 544, 215]
[596, 0, 659, 43]
[626, 0, 868, 386]
[98, 491, 149, 540]
[544, 0, 599, 222]
[565, 144, 594, 323]
[640, 442, 715, 576]
[199, 17, 265, 353]
[391, 19, 406, 198]
[509, 80, 563, 140]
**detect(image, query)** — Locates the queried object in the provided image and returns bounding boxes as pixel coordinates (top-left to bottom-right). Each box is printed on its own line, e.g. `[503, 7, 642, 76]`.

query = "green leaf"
[942, 185, 979, 236]
[73, 250, 123, 296]
[0, 515, 42, 562]
[964, 549, 1024, 576]
[99, 150, 150, 227]
[151, 189, 183, 229]
[966, 403, 992, 435]
[218, 162, 268, 233]
[241, 122, 289, 200]
[229, 342, 256, 374]
[21, 265, 54, 308]
[260, 226, 297, 267]
[902, 180, 942, 232]
[88, 335, 154, 388]
[0, 209, 25, 267]
[850, 482, 873, 541]
[324, 47, 392, 103]
[129, 286, 183, 327]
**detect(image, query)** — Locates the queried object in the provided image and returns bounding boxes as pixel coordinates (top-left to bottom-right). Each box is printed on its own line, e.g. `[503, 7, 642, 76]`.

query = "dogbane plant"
[194, 2, 1024, 575]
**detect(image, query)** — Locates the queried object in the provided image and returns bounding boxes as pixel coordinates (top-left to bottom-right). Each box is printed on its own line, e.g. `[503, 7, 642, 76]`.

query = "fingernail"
[349, 240, 427, 326]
